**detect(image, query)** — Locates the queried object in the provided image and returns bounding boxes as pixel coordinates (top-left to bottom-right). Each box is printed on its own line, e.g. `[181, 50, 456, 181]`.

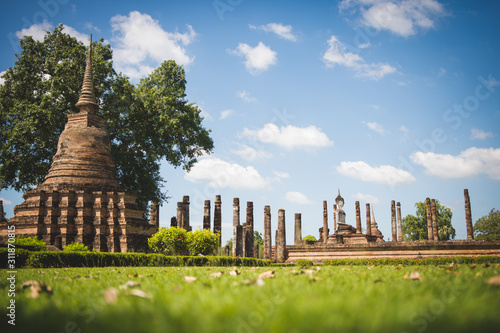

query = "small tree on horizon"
[402, 200, 455, 241]
[474, 209, 500, 241]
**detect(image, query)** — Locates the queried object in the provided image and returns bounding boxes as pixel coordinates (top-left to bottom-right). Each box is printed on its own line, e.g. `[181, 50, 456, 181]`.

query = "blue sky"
[1, 0, 499, 245]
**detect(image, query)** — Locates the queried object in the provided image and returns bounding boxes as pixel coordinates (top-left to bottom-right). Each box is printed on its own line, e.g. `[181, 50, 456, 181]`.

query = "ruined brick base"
[0, 188, 158, 252]
[286, 240, 500, 263]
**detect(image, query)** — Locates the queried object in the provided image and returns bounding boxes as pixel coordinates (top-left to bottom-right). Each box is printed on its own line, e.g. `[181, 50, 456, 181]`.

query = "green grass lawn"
[1, 264, 499, 333]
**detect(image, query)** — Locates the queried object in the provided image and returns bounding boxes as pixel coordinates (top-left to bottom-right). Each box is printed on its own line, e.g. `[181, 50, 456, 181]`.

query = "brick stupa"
[2, 36, 158, 252]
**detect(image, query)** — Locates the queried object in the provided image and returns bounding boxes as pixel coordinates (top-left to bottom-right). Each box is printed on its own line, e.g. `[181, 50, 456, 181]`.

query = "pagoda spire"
[75, 34, 98, 114]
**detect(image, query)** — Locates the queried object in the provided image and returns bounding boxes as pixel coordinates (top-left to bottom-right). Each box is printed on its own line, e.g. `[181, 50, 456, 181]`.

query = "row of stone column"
[172, 196, 192, 232]
[172, 195, 222, 245]
[230, 200, 289, 262]
[319, 200, 379, 240]
[424, 198, 439, 241]
[389, 200, 403, 241]
[231, 198, 255, 258]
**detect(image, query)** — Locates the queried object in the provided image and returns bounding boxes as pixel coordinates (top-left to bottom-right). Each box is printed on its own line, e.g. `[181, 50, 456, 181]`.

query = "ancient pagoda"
[3, 36, 158, 252]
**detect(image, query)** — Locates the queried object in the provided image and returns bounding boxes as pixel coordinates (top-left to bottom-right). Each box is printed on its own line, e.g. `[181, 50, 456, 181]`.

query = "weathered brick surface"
[286, 240, 500, 263]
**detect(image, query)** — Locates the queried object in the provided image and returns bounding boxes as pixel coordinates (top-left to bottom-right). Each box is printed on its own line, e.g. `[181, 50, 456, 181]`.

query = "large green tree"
[474, 209, 500, 241]
[0, 25, 213, 210]
[402, 200, 456, 241]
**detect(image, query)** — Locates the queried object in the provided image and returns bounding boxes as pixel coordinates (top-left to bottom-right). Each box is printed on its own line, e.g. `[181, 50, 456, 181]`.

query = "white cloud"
[84, 22, 101, 32]
[110, 11, 196, 80]
[358, 42, 372, 49]
[185, 157, 269, 190]
[220, 109, 235, 120]
[399, 125, 409, 133]
[16, 22, 89, 44]
[0, 198, 13, 205]
[241, 123, 334, 150]
[274, 171, 290, 179]
[61, 26, 90, 44]
[229, 42, 277, 75]
[323, 35, 396, 80]
[437, 67, 446, 78]
[363, 121, 389, 136]
[336, 161, 416, 186]
[411, 147, 500, 180]
[340, 0, 447, 37]
[352, 193, 380, 204]
[249, 23, 297, 41]
[470, 128, 493, 140]
[285, 191, 314, 205]
[237, 90, 257, 103]
[16, 21, 53, 41]
[231, 145, 272, 162]
[0, 71, 6, 85]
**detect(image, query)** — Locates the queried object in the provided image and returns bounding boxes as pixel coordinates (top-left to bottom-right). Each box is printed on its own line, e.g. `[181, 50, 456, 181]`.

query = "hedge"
[0, 248, 31, 268]
[3, 248, 498, 268]
[0, 248, 271, 268]
[322, 256, 500, 266]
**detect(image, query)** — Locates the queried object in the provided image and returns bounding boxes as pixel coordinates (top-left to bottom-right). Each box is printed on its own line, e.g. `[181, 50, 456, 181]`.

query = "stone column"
[397, 202, 403, 242]
[170, 216, 177, 227]
[431, 199, 439, 241]
[264, 205, 272, 260]
[0, 200, 4, 222]
[276, 209, 287, 263]
[294, 213, 302, 245]
[323, 201, 328, 243]
[391, 200, 397, 241]
[245, 202, 254, 257]
[176, 202, 183, 229]
[150, 202, 159, 227]
[203, 200, 211, 230]
[333, 204, 337, 233]
[426, 197, 433, 240]
[275, 230, 278, 261]
[366, 203, 371, 236]
[232, 198, 241, 257]
[242, 223, 248, 257]
[234, 225, 243, 257]
[464, 189, 474, 240]
[182, 195, 190, 231]
[355, 201, 362, 234]
[214, 195, 222, 246]
[254, 243, 259, 259]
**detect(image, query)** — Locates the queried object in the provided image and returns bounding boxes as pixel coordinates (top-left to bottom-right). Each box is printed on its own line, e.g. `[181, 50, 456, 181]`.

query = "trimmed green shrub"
[63, 242, 90, 252]
[148, 227, 189, 255]
[13, 235, 47, 251]
[187, 229, 220, 255]
[23, 251, 272, 268]
[296, 259, 314, 267]
[302, 235, 317, 242]
[0, 247, 31, 268]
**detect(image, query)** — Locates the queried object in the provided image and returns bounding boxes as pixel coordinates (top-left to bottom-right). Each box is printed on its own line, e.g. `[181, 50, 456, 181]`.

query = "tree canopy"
[0, 25, 213, 210]
[402, 200, 456, 241]
[474, 209, 500, 241]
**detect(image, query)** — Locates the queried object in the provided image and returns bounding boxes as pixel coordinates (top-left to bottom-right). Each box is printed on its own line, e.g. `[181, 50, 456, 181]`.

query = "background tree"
[225, 232, 263, 257]
[0, 25, 213, 210]
[474, 209, 500, 241]
[254, 231, 263, 247]
[302, 235, 317, 242]
[402, 200, 455, 241]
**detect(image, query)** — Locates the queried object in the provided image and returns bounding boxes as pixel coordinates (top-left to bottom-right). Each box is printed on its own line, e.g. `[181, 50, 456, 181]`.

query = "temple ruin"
[0, 37, 158, 252]
[169, 188, 499, 262]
